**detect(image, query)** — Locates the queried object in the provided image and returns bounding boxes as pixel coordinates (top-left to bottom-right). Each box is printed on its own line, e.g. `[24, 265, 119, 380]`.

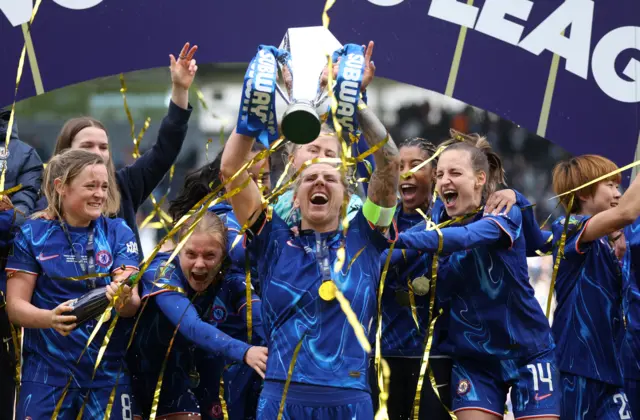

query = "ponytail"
[444, 129, 506, 197]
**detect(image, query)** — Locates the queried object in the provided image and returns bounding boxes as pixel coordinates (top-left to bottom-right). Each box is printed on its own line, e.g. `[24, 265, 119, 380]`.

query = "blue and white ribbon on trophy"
[331, 44, 366, 134]
[237, 45, 287, 147]
[330, 44, 375, 192]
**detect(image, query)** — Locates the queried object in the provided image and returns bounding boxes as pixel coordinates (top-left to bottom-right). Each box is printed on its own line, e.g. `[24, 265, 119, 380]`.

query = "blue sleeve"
[555, 215, 592, 259]
[514, 190, 552, 256]
[140, 257, 184, 298]
[352, 210, 398, 252]
[228, 274, 267, 343]
[626, 217, 640, 268]
[396, 209, 521, 253]
[111, 220, 141, 270]
[117, 101, 192, 214]
[245, 208, 291, 285]
[11, 146, 43, 219]
[155, 291, 252, 363]
[6, 225, 39, 274]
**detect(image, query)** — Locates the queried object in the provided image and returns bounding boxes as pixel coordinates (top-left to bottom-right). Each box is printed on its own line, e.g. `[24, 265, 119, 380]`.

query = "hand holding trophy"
[236, 27, 371, 146]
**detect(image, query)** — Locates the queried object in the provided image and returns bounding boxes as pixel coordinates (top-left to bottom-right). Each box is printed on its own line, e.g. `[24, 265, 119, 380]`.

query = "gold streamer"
[552, 160, 640, 200]
[277, 336, 305, 420]
[334, 289, 371, 353]
[9, 322, 22, 411]
[149, 291, 202, 420]
[245, 253, 253, 343]
[404, 254, 420, 330]
[412, 219, 455, 420]
[119, 74, 136, 143]
[132, 117, 152, 159]
[374, 358, 391, 420]
[1, 0, 43, 192]
[102, 367, 123, 420]
[403, 144, 447, 179]
[346, 246, 366, 272]
[219, 373, 229, 420]
[375, 243, 395, 410]
[546, 195, 574, 318]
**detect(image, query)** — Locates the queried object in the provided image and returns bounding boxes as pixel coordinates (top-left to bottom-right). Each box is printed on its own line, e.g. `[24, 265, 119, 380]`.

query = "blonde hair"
[441, 129, 506, 198]
[283, 124, 360, 197]
[552, 154, 620, 213]
[179, 212, 228, 253]
[33, 149, 120, 220]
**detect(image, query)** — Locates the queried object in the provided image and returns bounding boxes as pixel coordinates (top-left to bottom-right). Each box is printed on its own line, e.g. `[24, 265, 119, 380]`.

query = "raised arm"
[579, 176, 640, 245]
[358, 103, 399, 210]
[119, 43, 197, 212]
[220, 129, 263, 228]
[395, 217, 505, 253]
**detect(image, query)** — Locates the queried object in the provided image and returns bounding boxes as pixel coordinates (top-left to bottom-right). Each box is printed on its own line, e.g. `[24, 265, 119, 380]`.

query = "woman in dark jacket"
[34, 42, 198, 259]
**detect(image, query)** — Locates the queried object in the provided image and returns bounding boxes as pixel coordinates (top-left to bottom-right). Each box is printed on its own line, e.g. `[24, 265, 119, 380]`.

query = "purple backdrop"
[0, 0, 638, 165]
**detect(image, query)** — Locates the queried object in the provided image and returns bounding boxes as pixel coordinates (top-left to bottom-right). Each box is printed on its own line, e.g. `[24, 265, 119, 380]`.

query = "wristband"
[362, 198, 396, 227]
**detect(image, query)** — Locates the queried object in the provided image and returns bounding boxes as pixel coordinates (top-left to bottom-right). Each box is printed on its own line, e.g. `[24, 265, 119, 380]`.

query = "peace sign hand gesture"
[170, 42, 198, 91]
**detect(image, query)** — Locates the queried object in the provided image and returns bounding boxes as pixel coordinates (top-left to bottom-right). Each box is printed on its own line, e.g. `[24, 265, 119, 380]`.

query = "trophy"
[237, 27, 366, 146]
[277, 26, 342, 144]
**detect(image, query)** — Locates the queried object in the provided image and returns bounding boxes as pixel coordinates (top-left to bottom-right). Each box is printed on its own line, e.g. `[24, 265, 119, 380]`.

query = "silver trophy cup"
[277, 26, 342, 144]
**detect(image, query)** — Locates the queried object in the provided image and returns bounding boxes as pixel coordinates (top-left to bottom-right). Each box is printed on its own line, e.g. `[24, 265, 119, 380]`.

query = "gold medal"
[411, 276, 430, 296]
[319, 281, 337, 301]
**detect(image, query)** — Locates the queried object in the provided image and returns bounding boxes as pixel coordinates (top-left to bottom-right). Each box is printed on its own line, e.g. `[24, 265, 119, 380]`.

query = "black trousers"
[0, 305, 16, 420]
[371, 357, 452, 420]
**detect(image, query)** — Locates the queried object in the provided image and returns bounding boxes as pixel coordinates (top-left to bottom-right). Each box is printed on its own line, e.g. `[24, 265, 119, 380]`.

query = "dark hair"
[168, 142, 268, 221]
[399, 137, 437, 162]
[442, 129, 506, 197]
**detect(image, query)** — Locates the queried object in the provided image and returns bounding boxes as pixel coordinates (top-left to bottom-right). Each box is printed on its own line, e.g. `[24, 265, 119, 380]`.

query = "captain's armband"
[362, 198, 396, 227]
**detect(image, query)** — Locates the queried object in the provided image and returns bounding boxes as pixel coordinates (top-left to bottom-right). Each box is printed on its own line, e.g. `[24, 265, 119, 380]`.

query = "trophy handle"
[275, 83, 291, 105]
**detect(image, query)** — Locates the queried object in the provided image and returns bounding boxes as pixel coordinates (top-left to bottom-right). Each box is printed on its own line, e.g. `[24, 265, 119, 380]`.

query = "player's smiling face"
[294, 163, 345, 233]
[436, 149, 485, 217]
[399, 145, 433, 213]
[180, 232, 224, 292]
[580, 180, 621, 216]
[57, 163, 108, 226]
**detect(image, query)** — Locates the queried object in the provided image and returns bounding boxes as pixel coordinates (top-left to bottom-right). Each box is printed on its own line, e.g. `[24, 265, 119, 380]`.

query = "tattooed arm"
[357, 100, 400, 210]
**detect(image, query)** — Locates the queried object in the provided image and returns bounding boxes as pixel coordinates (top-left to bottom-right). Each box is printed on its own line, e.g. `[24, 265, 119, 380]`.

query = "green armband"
[362, 198, 396, 227]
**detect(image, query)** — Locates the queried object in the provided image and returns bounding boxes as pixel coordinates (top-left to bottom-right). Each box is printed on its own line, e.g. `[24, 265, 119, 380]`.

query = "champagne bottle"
[67, 272, 139, 327]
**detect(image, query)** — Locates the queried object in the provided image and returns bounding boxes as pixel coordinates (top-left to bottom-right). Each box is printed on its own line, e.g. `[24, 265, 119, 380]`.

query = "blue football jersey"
[381, 206, 430, 358]
[551, 214, 625, 386]
[246, 208, 396, 392]
[6, 216, 140, 388]
[209, 202, 261, 293]
[623, 219, 640, 380]
[399, 206, 554, 361]
[129, 253, 251, 393]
